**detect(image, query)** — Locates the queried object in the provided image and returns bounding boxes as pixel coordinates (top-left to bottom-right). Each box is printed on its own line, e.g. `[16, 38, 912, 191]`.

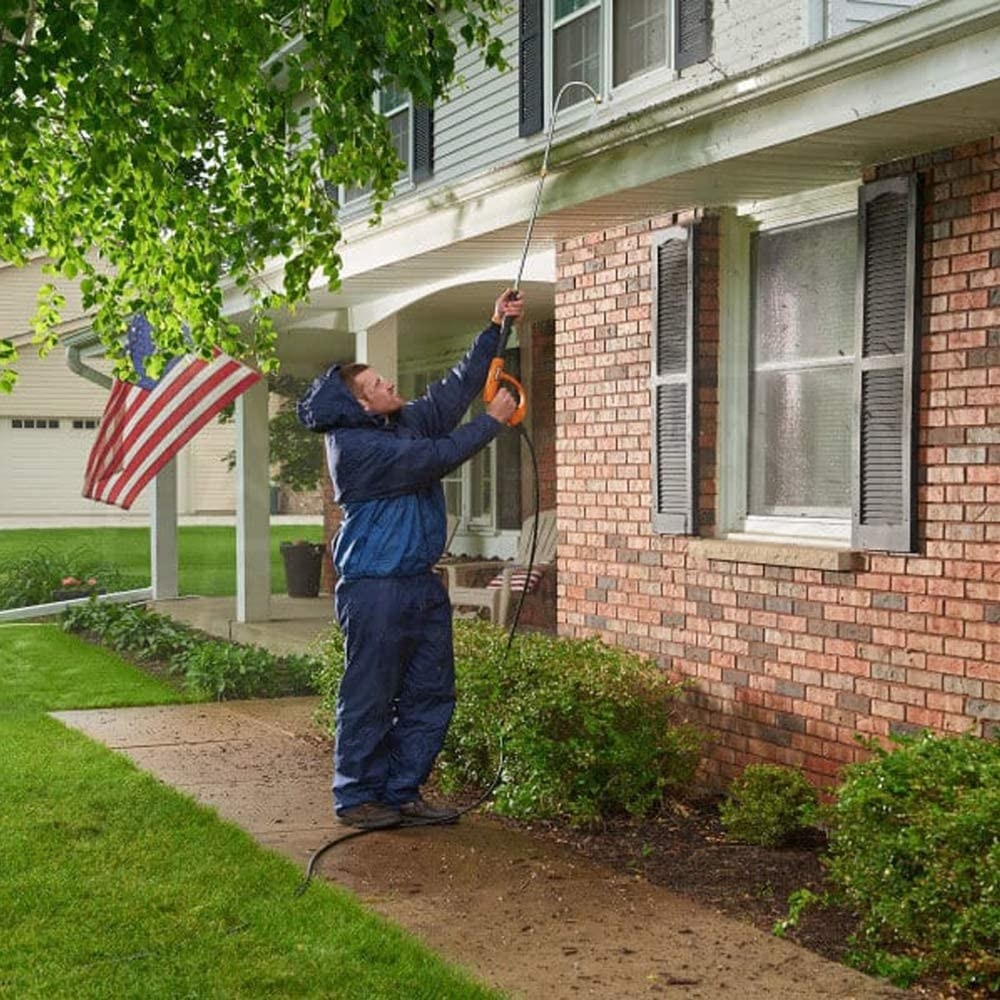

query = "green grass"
[0, 624, 502, 1000]
[0, 525, 325, 597]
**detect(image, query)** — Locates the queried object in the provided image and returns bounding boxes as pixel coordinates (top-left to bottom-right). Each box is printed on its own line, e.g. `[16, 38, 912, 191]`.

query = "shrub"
[720, 764, 819, 847]
[177, 640, 282, 700]
[311, 619, 706, 825]
[0, 545, 136, 610]
[63, 600, 321, 701]
[822, 732, 1000, 992]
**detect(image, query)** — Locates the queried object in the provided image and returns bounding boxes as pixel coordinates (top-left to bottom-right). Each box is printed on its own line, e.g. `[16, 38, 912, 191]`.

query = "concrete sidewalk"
[52, 697, 909, 1000]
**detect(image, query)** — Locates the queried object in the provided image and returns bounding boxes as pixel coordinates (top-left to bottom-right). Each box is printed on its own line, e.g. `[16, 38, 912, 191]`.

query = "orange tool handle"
[483, 357, 527, 427]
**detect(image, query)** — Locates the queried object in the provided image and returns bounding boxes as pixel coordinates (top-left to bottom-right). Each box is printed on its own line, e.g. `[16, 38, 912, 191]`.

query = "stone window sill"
[688, 537, 864, 571]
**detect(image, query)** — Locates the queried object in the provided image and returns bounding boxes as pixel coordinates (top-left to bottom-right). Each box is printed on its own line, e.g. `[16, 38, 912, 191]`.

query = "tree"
[0, 0, 507, 391]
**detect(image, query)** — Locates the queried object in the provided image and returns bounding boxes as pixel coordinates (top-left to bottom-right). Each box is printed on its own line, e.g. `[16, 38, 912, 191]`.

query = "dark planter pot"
[280, 542, 324, 598]
[50, 588, 106, 602]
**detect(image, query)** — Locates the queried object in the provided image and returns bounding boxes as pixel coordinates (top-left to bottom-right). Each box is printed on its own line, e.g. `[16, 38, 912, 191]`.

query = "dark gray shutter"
[519, 0, 544, 137]
[676, 0, 711, 70]
[852, 175, 920, 552]
[412, 104, 434, 182]
[651, 226, 697, 534]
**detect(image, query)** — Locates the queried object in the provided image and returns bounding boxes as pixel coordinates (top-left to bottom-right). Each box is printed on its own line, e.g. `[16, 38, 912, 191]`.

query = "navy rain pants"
[333, 571, 455, 812]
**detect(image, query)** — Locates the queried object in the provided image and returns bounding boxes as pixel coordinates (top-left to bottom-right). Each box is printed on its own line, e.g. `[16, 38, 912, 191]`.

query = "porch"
[147, 568, 556, 658]
[148, 595, 332, 657]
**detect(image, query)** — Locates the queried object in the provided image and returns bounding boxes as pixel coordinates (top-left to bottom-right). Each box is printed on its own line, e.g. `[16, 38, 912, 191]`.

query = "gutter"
[63, 327, 112, 390]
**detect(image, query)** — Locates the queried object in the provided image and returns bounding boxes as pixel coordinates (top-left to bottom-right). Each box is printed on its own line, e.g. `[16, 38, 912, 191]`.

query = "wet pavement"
[51, 697, 911, 1000]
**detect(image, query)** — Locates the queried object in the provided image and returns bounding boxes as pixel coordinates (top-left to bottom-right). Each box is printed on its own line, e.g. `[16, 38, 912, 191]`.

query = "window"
[652, 176, 920, 552]
[538, 0, 707, 117]
[341, 86, 433, 205]
[553, 0, 666, 107]
[748, 216, 856, 523]
[72, 418, 99, 429]
[11, 417, 60, 429]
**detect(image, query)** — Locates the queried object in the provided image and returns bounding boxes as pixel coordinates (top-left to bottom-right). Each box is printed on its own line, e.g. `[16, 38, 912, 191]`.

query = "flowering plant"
[61, 576, 99, 589]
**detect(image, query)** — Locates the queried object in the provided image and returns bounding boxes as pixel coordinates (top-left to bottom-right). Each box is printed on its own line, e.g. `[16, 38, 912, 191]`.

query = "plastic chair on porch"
[443, 510, 556, 626]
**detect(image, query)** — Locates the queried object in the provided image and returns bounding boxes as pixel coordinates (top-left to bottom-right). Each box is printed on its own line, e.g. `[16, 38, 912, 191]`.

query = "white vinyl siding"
[431, 15, 521, 187]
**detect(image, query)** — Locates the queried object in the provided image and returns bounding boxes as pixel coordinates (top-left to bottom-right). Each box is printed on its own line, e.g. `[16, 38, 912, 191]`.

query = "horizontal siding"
[379, 0, 817, 207]
[0, 256, 91, 339]
[0, 347, 109, 416]
[180, 418, 237, 513]
[432, 13, 521, 187]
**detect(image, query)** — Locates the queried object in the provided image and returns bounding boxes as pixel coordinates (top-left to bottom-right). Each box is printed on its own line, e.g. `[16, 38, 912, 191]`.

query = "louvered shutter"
[519, 0, 544, 137]
[676, 0, 711, 70]
[852, 175, 920, 552]
[651, 226, 697, 534]
[412, 105, 434, 182]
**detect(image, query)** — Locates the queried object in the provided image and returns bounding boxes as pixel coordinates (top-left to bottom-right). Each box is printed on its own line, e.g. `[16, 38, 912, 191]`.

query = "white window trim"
[341, 89, 414, 208]
[547, 0, 679, 127]
[718, 181, 860, 547]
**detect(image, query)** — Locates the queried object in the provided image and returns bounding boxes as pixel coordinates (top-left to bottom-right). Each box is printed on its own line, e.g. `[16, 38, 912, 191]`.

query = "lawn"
[0, 524, 326, 599]
[0, 623, 501, 1000]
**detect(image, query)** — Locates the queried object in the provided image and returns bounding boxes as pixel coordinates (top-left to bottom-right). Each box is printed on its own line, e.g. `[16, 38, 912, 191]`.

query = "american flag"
[83, 315, 261, 510]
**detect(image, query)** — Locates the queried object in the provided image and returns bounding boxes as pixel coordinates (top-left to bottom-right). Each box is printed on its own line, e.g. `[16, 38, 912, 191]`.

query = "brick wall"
[554, 141, 1000, 788]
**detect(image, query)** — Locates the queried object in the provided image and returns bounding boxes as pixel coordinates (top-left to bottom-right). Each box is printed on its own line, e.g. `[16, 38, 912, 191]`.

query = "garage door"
[0, 415, 151, 516]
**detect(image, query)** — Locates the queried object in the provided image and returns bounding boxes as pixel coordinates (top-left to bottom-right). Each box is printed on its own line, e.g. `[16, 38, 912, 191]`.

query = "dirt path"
[53, 698, 912, 1000]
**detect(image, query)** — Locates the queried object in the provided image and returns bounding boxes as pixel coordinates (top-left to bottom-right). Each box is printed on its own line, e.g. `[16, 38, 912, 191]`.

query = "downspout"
[65, 331, 113, 390]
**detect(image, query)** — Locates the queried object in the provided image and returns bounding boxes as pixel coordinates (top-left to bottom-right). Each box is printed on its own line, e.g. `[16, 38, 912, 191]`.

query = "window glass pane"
[379, 82, 408, 115]
[554, 8, 600, 105]
[613, 0, 666, 85]
[754, 217, 856, 364]
[749, 364, 853, 513]
[387, 107, 409, 175]
[555, 0, 597, 22]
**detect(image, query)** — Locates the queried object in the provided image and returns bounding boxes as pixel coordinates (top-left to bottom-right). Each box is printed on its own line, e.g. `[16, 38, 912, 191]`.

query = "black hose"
[296, 422, 541, 897]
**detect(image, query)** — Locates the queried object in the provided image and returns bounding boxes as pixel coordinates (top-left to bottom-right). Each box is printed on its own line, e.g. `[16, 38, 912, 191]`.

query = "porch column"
[150, 459, 179, 598]
[235, 376, 270, 622]
[355, 314, 398, 373]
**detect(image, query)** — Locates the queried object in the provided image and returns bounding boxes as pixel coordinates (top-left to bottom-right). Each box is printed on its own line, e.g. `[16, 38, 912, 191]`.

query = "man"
[297, 290, 523, 829]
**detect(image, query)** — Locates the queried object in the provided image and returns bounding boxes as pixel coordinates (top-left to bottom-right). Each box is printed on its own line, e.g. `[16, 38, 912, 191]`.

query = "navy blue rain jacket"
[297, 323, 503, 580]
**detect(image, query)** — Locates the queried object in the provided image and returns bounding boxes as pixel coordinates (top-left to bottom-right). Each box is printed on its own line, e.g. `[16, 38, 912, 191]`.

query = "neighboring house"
[0, 256, 238, 518]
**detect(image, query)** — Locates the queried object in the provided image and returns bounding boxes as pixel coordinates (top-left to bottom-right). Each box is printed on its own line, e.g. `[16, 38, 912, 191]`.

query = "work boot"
[398, 795, 459, 824]
[337, 802, 402, 829]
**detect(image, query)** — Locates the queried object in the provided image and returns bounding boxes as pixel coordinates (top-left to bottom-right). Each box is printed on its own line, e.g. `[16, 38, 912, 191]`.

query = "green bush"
[720, 763, 819, 847]
[179, 640, 282, 700]
[63, 600, 321, 700]
[822, 732, 1000, 992]
[0, 544, 137, 610]
[312, 619, 705, 825]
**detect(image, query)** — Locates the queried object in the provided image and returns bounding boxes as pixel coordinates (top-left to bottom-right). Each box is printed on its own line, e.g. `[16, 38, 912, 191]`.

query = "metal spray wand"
[484, 80, 602, 425]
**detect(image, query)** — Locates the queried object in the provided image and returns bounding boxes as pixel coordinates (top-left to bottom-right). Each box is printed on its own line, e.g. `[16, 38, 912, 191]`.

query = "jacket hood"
[296, 364, 380, 432]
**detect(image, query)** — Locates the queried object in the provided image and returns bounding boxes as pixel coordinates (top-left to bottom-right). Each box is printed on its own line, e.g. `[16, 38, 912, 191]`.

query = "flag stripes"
[84, 346, 260, 510]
